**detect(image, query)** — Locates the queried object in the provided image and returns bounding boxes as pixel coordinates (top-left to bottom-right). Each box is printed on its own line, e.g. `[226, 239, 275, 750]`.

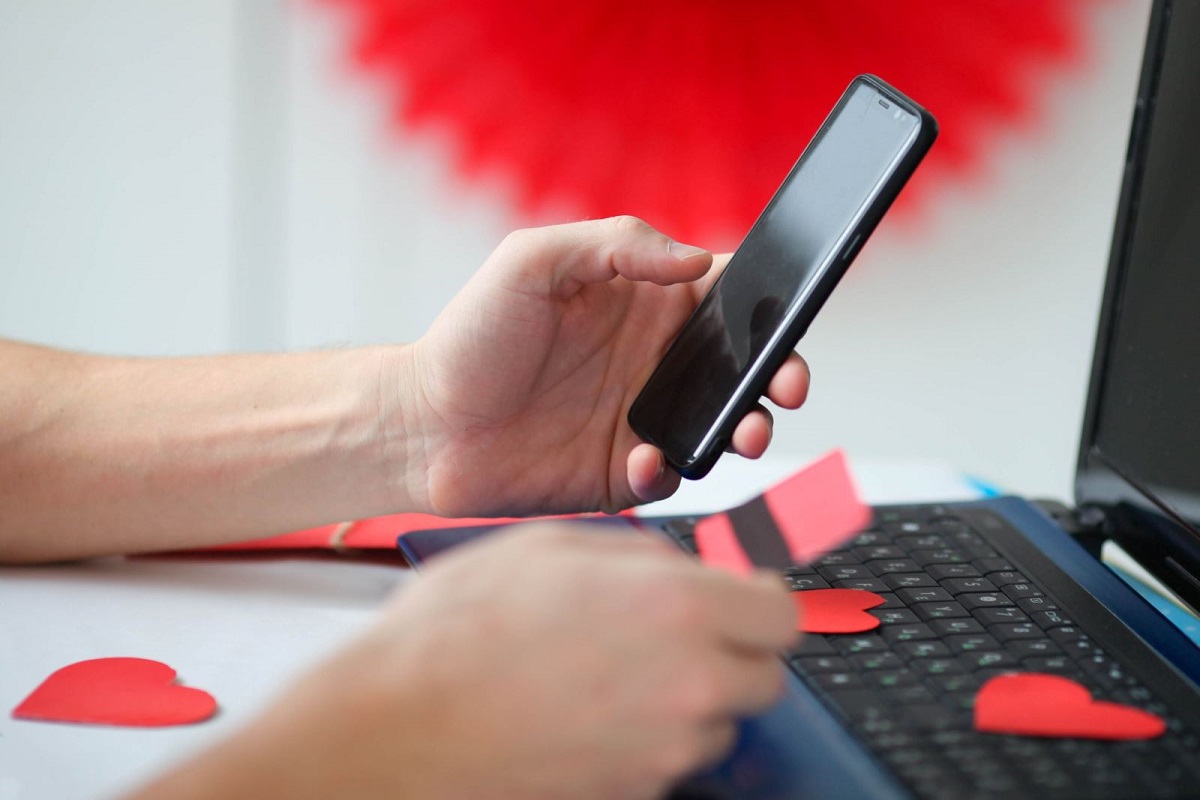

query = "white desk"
[0, 456, 981, 800]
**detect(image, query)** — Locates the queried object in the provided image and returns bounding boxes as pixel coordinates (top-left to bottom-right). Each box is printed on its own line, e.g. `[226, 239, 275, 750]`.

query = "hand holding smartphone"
[628, 75, 937, 479]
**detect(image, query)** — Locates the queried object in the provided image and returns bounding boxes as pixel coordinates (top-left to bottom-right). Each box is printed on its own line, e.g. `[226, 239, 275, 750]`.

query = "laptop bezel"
[1073, 0, 1200, 612]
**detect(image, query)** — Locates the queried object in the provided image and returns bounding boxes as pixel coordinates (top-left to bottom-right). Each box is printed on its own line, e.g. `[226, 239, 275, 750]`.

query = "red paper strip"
[762, 450, 872, 565]
[12, 658, 217, 727]
[794, 589, 885, 634]
[693, 510, 755, 577]
[696, 450, 870, 574]
[203, 524, 345, 551]
[974, 673, 1166, 740]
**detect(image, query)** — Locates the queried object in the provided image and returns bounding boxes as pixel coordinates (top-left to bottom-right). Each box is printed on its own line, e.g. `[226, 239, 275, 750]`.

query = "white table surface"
[0, 455, 981, 800]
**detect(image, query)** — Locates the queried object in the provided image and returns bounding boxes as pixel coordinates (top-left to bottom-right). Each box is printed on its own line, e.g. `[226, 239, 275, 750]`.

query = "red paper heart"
[794, 589, 884, 634]
[974, 673, 1166, 740]
[12, 658, 217, 727]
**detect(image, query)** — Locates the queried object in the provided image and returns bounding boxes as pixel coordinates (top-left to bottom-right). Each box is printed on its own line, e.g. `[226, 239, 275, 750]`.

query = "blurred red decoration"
[326, 1, 1092, 245]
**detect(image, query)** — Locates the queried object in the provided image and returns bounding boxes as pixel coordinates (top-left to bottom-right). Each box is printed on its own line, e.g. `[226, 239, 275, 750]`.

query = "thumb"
[495, 216, 713, 299]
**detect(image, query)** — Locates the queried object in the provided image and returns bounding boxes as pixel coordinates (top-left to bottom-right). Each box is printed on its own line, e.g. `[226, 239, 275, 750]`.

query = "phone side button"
[841, 233, 863, 262]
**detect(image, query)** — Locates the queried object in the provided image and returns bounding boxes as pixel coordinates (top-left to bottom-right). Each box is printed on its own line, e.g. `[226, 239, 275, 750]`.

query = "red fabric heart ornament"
[794, 588, 884, 634]
[974, 673, 1165, 740]
[12, 658, 217, 727]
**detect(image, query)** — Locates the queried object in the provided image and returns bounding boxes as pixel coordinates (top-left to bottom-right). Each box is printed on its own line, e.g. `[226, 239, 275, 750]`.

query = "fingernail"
[668, 240, 709, 261]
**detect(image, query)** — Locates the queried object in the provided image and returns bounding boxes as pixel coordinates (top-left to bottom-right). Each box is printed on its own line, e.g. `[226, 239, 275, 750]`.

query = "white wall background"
[0, 0, 1152, 503]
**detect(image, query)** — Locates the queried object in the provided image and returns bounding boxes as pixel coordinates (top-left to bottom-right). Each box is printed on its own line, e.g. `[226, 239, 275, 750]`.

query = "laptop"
[398, 1, 1200, 796]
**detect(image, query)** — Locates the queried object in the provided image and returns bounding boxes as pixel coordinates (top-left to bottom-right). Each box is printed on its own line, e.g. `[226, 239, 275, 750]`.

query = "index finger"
[691, 252, 733, 302]
[683, 565, 799, 653]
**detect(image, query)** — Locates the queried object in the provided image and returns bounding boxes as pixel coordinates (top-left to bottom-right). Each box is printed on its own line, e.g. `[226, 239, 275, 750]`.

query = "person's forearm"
[0, 340, 424, 562]
[126, 636, 444, 800]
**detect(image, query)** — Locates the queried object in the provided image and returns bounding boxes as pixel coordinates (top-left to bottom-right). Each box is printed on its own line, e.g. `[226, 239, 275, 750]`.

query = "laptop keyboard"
[664, 504, 1200, 799]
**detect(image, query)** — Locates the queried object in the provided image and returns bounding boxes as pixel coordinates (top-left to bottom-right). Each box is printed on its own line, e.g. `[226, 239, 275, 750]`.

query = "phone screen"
[631, 81, 924, 469]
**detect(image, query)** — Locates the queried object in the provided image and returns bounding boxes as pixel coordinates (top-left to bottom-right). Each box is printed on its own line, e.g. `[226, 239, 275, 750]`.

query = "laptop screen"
[1077, 0, 1200, 603]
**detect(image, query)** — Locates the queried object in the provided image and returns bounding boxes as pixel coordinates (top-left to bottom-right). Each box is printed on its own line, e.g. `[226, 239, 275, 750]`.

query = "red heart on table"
[974, 673, 1165, 740]
[12, 658, 217, 727]
[793, 588, 884, 634]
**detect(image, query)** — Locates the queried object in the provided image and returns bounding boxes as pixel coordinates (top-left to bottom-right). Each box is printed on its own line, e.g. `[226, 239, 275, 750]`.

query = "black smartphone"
[628, 74, 937, 479]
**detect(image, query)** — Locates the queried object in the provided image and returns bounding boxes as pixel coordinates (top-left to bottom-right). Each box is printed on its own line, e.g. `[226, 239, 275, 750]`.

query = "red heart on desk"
[974, 673, 1165, 740]
[793, 588, 884, 634]
[12, 658, 217, 727]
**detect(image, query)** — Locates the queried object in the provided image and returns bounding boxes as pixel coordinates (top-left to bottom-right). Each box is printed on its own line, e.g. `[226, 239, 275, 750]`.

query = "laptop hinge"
[1031, 499, 1109, 559]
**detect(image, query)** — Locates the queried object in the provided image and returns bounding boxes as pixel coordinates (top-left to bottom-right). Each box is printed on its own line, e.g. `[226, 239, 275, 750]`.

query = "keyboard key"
[960, 650, 1019, 670]
[854, 545, 907, 561]
[1047, 626, 1088, 644]
[948, 530, 986, 547]
[895, 641, 952, 660]
[1016, 596, 1060, 615]
[883, 573, 938, 590]
[912, 601, 970, 621]
[1059, 638, 1100, 659]
[824, 688, 891, 720]
[1007, 639, 1062, 657]
[962, 543, 1002, 560]
[851, 531, 884, 546]
[940, 577, 998, 595]
[1030, 609, 1074, 629]
[989, 622, 1044, 641]
[881, 623, 937, 643]
[973, 607, 1030, 626]
[815, 552, 861, 567]
[891, 684, 937, 705]
[882, 520, 934, 537]
[817, 565, 872, 582]
[958, 592, 1015, 611]
[786, 575, 831, 591]
[895, 534, 946, 550]
[945, 633, 1001, 653]
[926, 564, 981, 580]
[852, 652, 905, 672]
[911, 658, 965, 676]
[1021, 655, 1075, 674]
[872, 608, 921, 625]
[912, 549, 969, 566]
[872, 592, 905, 609]
[984, 569, 1028, 586]
[833, 635, 889, 655]
[797, 655, 851, 674]
[868, 670, 920, 690]
[903, 703, 958, 730]
[813, 672, 864, 691]
[929, 618, 986, 636]
[866, 559, 922, 576]
[833, 577, 890, 593]
[926, 673, 981, 695]
[1001, 582, 1042, 600]
[895, 587, 954, 605]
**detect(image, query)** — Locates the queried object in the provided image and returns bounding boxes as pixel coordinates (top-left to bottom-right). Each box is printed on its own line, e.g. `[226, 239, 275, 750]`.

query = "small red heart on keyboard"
[12, 658, 217, 727]
[794, 588, 885, 634]
[974, 673, 1165, 740]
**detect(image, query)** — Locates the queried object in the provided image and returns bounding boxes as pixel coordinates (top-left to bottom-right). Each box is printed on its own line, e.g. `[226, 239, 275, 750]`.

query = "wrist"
[376, 342, 437, 515]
